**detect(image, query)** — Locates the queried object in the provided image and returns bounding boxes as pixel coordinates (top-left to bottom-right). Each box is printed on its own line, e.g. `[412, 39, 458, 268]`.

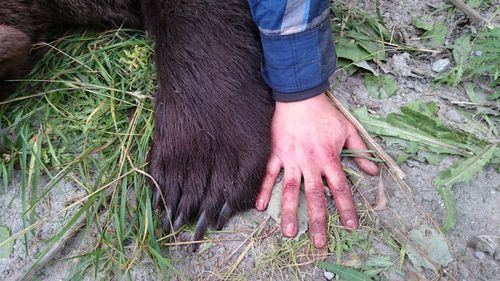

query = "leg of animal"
[0, 25, 31, 97]
[141, 0, 274, 244]
[0, 0, 142, 100]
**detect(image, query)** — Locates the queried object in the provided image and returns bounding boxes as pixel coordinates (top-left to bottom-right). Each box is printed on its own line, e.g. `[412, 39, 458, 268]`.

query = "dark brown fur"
[0, 0, 273, 242]
[0, 0, 142, 97]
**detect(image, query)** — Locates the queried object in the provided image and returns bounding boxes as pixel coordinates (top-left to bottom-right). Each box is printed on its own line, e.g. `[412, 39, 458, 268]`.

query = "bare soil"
[0, 0, 498, 280]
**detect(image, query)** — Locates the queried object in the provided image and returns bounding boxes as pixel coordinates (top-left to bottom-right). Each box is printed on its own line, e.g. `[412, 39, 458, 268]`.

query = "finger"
[345, 127, 380, 176]
[303, 171, 328, 248]
[256, 155, 282, 211]
[324, 156, 358, 231]
[281, 164, 301, 238]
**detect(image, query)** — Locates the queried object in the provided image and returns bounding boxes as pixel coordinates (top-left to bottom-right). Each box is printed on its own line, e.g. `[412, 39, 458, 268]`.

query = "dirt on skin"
[1, 0, 499, 280]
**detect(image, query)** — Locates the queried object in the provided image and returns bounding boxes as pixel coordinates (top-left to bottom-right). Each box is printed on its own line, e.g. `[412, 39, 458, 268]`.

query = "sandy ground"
[1, 0, 499, 280]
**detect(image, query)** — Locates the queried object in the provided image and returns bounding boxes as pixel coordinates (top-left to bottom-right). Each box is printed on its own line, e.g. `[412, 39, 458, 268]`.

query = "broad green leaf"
[452, 35, 472, 66]
[319, 262, 373, 281]
[0, 226, 13, 258]
[403, 100, 438, 117]
[419, 151, 446, 165]
[464, 83, 480, 103]
[435, 145, 497, 231]
[353, 61, 379, 76]
[388, 103, 481, 151]
[364, 255, 394, 268]
[412, 15, 434, 31]
[406, 225, 453, 270]
[352, 107, 466, 155]
[435, 144, 497, 188]
[363, 74, 397, 99]
[422, 23, 448, 47]
[357, 40, 386, 63]
[337, 58, 359, 75]
[436, 186, 457, 232]
[352, 101, 489, 156]
[487, 90, 500, 101]
[467, 0, 484, 8]
[336, 38, 372, 62]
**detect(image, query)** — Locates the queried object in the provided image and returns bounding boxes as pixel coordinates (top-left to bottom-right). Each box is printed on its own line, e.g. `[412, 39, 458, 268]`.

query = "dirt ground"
[1, 0, 499, 280]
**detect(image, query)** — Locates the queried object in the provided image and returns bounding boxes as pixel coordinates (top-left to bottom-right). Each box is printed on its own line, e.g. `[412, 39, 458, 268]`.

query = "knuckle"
[281, 214, 296, 224]
[339, 207, 356, 214]
[324, 151, 340, 164]
[331, 182, 349, 192]
[307, 188, 325, 204]
[305, 178, 324, 191]
[310, 220, 326, 231]
[283, 180, 300, 192]
[264, 170, 279, 182]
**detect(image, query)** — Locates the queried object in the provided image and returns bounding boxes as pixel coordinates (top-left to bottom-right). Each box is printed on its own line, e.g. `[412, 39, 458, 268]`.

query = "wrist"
[276, 92, 328, 108]
[272, 81, 330, 102]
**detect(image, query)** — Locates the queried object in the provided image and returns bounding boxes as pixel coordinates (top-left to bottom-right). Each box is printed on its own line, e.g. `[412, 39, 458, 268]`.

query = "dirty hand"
[256, 93, 380, 248]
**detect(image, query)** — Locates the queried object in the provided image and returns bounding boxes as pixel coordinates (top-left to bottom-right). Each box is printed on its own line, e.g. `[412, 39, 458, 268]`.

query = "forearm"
[247, 0, 336, 102]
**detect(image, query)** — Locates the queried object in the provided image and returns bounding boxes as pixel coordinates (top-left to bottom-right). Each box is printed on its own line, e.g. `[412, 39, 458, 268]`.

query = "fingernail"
[370, 162, 380, 173]
[313, 235, 327, 248]
[346, 219, 357, 230]
[284, 223, 295, 237]
[256, 199, 265, 210]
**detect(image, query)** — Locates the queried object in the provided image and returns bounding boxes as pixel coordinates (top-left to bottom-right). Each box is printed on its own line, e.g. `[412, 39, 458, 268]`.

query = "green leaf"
[318, 262, 373, 281]
[403, 100, 438, 117]
[452, 35, 472, 66]
[363, 74, 397, 99]
[422, 23, 448, 47]
[352, 101, 491, 161]
[436, 186, 457, 232]
[412, 15, 434, 31]
[337, 61, 360, 75]
[357, 40, 386, 63]
[353, 61, 379, 76]
[435, 144, 497, 188]
[467, 0, 484, 8]
[486, 90, 500, 101]
[336, 38, 372, 62]
[352, 107, 467, 155]
[435, 145, 497, 231]
[419, 151, 446, 165]
[0, 226, 14, 259]
[406, 225, 453, 270]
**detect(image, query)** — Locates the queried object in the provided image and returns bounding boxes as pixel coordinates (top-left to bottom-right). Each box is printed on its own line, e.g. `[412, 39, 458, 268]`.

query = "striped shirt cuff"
[259, 16, 336, 100]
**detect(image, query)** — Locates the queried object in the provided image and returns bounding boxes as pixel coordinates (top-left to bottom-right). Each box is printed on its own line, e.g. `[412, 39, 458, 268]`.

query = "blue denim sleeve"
[247, 0, 336, 102]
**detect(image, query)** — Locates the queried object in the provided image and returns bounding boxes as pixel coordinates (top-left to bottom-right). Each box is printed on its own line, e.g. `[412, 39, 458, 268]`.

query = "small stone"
[474, 50, 483, 56]
[474, 251, 486, 259]
[324, 271, 335, 280]
[431, 58, 450, 73]
[390, 53, 413, 77]
[445, 109, 464, 123]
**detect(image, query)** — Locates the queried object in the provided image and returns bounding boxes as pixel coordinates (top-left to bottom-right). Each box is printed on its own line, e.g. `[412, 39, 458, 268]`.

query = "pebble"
[474, 251, 486, 259]
[324, 271, 335, 280]
[445, 109, 464, 123]
[431, 58, 450, 73]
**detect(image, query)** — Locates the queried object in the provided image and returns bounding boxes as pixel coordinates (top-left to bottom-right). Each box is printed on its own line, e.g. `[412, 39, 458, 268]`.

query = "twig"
[447, 0, 489, 27]
[326, 91, 406, 180]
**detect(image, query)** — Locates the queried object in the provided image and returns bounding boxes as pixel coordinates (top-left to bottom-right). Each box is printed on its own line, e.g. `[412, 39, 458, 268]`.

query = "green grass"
[0, 2, 496, 279]
[0, 29, 170, 279]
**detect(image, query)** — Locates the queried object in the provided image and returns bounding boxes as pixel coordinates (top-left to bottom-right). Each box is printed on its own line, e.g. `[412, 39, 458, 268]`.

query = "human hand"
[256, 93, 380, 248]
